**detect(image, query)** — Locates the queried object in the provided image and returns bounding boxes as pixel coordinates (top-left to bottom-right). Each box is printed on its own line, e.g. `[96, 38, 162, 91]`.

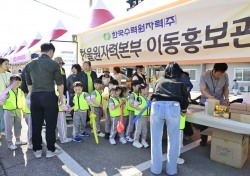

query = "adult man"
[199, 63, 229, 146]
[20, 53, 39, 95]
[132, 65, 146, 84]
[54, 57, 67, 96]
[26, 43, 64, 158]
[78, 61, 97, 94]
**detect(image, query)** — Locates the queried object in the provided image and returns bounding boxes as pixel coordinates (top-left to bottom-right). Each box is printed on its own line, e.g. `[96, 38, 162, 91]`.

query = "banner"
[77, 0, 250, 67]
[51, 41, 77, 76]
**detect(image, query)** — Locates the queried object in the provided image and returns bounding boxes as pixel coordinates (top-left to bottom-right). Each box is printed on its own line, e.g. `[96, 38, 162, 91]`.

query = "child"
[108, 86, 124, 145]
[24, 93, 33, 149]
[104, 80, 119, 139]
[119, 86, 130, 144]
[91, 79, 105, 137]
[69, 82, 93, 142]
[55, 91, 72, 144]
[125, 80, 141, 142]
[2, 75, 27, 150]
[133, 84, 150, 148]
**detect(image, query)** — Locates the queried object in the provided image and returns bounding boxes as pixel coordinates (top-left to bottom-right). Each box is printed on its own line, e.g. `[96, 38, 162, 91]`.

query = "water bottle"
[205, 102, 209, 116]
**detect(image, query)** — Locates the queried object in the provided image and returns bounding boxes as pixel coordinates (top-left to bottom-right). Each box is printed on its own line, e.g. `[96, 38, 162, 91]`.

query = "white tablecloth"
[186, 105, 250, 135]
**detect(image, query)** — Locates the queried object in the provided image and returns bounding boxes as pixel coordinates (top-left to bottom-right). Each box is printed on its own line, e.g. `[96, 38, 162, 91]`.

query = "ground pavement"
[0, 93, 249, 176]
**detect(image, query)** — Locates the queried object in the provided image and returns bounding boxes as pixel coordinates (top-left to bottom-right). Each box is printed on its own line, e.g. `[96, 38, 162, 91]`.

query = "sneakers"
[105, 133, 110, 140]
[177, 157, 185, 165]
[119, 137, 127, 144]
[79, 131, 90, 137]
[46, 148, 62, 158]
[8, 144, 18, 150]
[15, 141, 27, 145]
[125, 136, 134, 142]
[98, 131, 105, 137]
[60, 138, 72, 144]
[109, 139, 116, 145]
[27, 143, 33, 150]
[141, 140, 149, 148]
[133, 141, 143, 148]
[33, 150, 42, 158]
[73, 135, 83, 142]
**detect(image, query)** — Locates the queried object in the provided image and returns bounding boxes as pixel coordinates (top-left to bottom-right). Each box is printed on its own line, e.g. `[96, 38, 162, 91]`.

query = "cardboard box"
[240, 114, 250, 124]
[230, 113, 250, 124]
[230, 103, 247, 111]
[230, 113, 241, 121]
[229, 109, 250, 115]
[210, 129, 249, 169]
[247, 104, 250, 112]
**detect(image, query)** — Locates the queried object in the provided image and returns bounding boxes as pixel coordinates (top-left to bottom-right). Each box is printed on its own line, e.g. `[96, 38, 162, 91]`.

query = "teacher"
[26, 43, 64, 158]
[150, 62, 189, 175]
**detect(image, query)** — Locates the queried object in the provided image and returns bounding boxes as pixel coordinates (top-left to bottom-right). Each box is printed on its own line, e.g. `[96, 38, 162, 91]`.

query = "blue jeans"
[0, 105, 5, 132]
[150, 101, 180, 175]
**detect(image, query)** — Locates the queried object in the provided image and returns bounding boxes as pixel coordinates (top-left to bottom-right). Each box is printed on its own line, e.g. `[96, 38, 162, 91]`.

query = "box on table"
[247, 104, 250, 112]
[229, 109, 250, 115]
[230, 103, 247, 111]
[231, 113, 250, 124]
[210, 129, 249, 169]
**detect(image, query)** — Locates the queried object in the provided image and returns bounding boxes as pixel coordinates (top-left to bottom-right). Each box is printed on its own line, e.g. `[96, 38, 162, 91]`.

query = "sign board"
[51, 41, 77, 76]
[77, 0, 250, 67]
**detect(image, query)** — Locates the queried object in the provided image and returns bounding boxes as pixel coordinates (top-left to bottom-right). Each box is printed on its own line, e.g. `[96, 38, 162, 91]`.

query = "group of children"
[0, 75, 151, 150]
[69, 78, 150, 149]
[0, 74, 186, 165]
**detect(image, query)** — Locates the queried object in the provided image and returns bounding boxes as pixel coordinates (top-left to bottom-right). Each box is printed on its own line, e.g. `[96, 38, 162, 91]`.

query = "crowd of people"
[0, 42, 233, 175]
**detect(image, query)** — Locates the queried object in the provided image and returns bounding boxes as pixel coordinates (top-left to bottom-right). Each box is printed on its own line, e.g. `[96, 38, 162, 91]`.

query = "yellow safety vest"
[3, 89, 25, 110]
[134, 95, 150, 116]
[179, 114, 186, 130]
[73, 92, 89, 111]
[24, 104, 31, 114]
[61, 68, 65, 75]
[127, 92, 139, 111]
[109, 97, 121, 117]
[92, 90, 103, 108]
[122, 98, 129, 117]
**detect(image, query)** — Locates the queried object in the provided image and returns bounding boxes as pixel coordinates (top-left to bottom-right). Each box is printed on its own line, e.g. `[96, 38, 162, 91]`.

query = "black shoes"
[105, 133, 110, 140]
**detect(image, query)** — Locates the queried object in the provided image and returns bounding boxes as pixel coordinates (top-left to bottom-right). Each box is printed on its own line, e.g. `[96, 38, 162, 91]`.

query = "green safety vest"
[24, 104, 31, 114]
[61, 68, 65, 75]
[123, 98, 129, 117]
[3, 89, 25, 110]
[127, 92, 139, 111]
[134, 95, 150, 116]
[109, 97, 121, 117]
[179, 114, 186, 130]
[92, 90, 103, 108]
[73, 92, 89, 111]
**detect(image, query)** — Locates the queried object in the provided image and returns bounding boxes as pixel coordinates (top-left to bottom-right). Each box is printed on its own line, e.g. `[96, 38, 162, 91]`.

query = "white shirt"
[0, 72, 12, 93]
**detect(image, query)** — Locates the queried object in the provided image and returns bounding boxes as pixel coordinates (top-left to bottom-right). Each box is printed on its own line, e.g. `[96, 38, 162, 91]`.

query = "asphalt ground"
[0, 92, 249, 176]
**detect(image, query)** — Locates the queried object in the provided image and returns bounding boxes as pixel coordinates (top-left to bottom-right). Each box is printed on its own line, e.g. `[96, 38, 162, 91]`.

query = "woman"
[180, 69, 194, 141]
[66, 64, 81, 107]
[150, 62, 189, 175]
[113, 67, 122, 85]
[99, 68, 114, 87]
[0, 58, 12, 138]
